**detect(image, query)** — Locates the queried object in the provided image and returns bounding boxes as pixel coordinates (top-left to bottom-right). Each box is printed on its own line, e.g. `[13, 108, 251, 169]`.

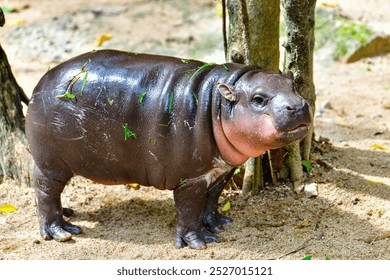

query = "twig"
[271, 239, 311, 260]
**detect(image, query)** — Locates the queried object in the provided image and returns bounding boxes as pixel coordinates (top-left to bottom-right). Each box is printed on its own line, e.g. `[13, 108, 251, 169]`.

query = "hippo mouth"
[279, 124, 309, 142]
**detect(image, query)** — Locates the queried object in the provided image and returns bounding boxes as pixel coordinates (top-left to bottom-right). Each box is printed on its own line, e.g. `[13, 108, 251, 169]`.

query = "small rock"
[346, 35, 390, 63]
[352, 197, 360, 205]
[304, 183, 318, 198]
[82, 6, 128, 16]
[382, 101, 390, 110]
[322, 100, 333, 109]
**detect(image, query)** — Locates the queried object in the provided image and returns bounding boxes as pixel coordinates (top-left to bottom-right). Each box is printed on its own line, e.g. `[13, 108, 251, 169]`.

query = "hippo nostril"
[286, 105, 294, 111]
[286, 99, 308, 112]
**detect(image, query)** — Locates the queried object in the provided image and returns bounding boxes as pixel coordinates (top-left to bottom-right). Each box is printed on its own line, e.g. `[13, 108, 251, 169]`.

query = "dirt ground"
[0, 0, 389, 260]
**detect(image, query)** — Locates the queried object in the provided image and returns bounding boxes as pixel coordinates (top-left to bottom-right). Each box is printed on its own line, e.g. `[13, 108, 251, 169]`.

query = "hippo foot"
[40, 219, 82, 242]
[175, 229, 219, 250]
[203, 211, 233, 233]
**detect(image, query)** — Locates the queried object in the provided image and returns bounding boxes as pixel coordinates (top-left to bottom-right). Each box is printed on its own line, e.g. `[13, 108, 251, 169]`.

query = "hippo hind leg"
[202, 168, 235, 233]
[33, 165, 82, 241]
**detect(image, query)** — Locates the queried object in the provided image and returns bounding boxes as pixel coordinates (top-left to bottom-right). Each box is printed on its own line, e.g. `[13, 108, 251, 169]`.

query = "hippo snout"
[271, 94, 311, 139]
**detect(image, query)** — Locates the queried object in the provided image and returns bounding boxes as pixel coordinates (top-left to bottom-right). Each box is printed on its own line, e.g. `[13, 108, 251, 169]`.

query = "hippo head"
[213, 70, 312, 166]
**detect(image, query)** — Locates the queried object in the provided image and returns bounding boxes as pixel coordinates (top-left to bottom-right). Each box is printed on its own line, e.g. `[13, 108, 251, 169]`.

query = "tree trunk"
[0, 8, 32, 185]
[282, 0, 317, 191]
[226, 0, 280, 194]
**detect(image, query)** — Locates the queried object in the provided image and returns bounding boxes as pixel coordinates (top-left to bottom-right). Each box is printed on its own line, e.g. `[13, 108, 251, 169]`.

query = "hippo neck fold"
[212, 117, 250, 166]
[209, 65, 259, 167]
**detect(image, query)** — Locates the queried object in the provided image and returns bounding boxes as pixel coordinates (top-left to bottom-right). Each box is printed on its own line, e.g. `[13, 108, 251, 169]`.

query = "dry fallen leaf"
[367, 179, 381, 184]
[95, 33, 112, 47]
[370, 143, 388, 150]
[221, 201, 231, 212]
[319, 1, 338, 8]
[0, 204, 18, 213]
[6, 18, 26, 26]
[126, 183, 140, 190]
[376, 209, 384, 218]
[215, 1, 223, 17]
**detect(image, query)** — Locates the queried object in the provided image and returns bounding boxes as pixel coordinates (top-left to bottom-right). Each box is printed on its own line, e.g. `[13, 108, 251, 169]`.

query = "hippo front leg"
[33, 165, 82, 241]
[203, 168, 235, 233]
[173, 180, 219, 250]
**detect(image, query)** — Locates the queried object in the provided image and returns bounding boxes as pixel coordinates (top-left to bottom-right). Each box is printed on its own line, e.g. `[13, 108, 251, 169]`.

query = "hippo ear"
[217, 83, 238, 102]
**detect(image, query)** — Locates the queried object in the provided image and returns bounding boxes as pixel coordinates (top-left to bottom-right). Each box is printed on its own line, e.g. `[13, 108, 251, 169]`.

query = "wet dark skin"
[26, 50, 311, 249]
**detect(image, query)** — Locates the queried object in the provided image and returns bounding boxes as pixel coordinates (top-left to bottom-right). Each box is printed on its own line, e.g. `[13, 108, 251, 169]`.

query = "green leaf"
[65, 93, 76, 99]
[181, 59, 190, 64]
[56, 93, 76, 99]
[2, 7, 17, 13]
[189, 62, 216, 81]
[233, 167, 241, 176]
[179, 178, 186, 185]
[301, 256, 312, 260]
[183, 69, 193, 76]
[221, 201, 231, 212]
[301, 160, 312, 173]
[80, 71, 88, 95]
[0, 204, 18, 213]
[325, 256, 331, 260]
[138, 92, 147, 107]
[192, 92, 198, 105]
[222, 64, 229, 71]
[168, 92, 174, 113]
[123, 123, 137, 140]
[107, 98, 114, 105]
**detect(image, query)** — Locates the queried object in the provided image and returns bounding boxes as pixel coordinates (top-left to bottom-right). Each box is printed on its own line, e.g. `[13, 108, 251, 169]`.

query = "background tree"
[224, 0, 316, 192]
[0, 8, 32, 186]
[282, 0, 317, 191]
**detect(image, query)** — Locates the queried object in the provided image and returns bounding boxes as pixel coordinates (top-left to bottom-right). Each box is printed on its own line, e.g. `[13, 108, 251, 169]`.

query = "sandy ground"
[0, 0, 389, 260]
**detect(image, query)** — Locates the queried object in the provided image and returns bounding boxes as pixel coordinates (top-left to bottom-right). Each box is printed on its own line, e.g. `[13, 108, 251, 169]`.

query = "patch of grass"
[334, 16, 374, 59]
[314, 9, 336, 51]
[314, 9, 374, 60]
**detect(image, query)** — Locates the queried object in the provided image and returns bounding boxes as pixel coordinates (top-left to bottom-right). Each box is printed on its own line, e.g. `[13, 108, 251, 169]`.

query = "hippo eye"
[252, 95, 267, 106]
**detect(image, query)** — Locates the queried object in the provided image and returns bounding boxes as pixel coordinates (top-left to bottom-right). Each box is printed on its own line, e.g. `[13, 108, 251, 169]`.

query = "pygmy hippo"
[26, 49, 311, 249]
